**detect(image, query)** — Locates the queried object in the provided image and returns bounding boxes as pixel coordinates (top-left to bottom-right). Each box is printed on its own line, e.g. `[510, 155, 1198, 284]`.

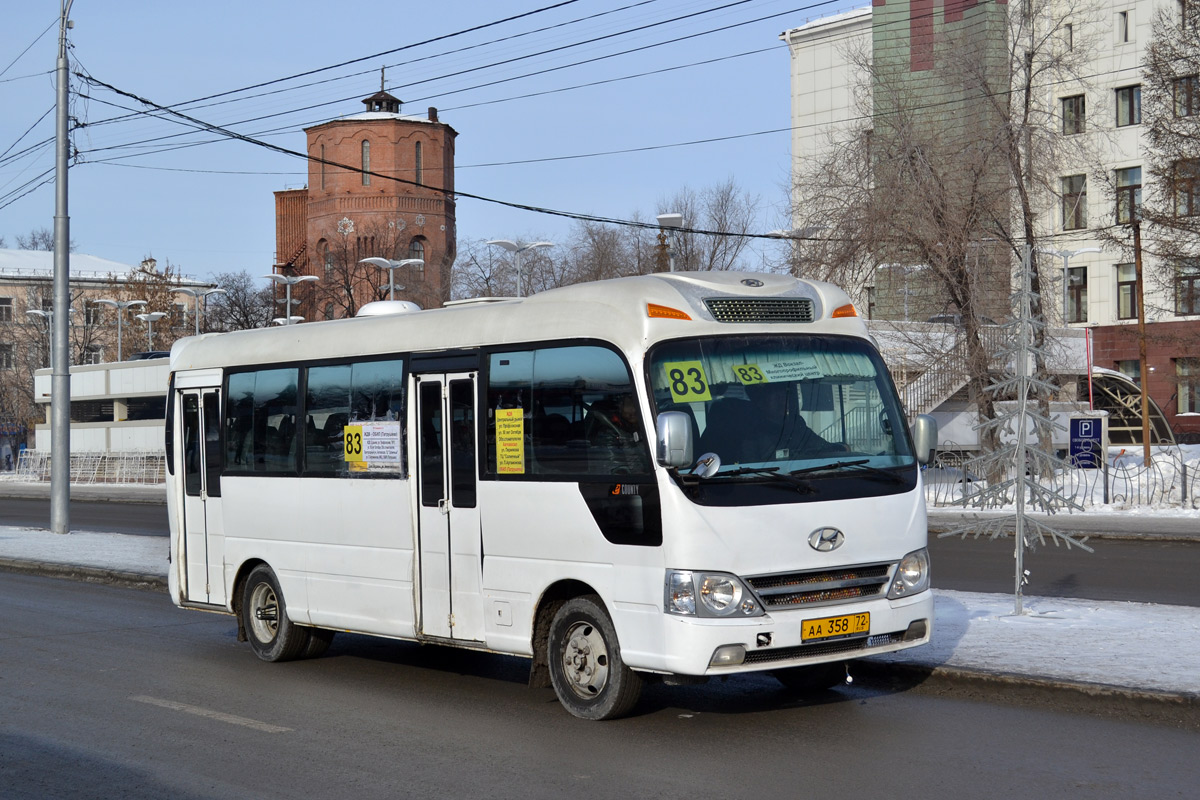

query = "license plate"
[802, 612, 870, 642]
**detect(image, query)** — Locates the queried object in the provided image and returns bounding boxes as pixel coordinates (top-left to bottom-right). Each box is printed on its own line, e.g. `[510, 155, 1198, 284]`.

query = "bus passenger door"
[179, 389, 226, 606]
[415, 373, 484, 642]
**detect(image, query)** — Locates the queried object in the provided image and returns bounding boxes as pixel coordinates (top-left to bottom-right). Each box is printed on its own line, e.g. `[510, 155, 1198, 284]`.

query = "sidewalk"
[1, 518, 1196, 707]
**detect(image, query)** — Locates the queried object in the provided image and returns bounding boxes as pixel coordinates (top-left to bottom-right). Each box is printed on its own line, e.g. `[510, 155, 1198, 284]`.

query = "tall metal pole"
[1133, 222, 1151, 466]
[50, 0, 74, 535]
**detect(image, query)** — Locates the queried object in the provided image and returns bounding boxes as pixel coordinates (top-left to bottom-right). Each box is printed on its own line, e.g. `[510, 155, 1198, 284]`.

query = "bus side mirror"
[911, 414, 938, 465]
[656, 411, 694, 469]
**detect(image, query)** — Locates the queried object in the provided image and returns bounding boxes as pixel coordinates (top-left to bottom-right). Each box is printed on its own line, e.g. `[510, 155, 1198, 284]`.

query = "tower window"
[415, 141, 423, 186]
[362, 140, 371, 186]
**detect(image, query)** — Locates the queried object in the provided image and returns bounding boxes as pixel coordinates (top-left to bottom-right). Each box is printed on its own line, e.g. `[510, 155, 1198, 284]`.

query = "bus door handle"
[438, 498, 449, 516]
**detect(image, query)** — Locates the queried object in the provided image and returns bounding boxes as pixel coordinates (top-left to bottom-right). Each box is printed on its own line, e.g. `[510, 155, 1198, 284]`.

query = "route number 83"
[664, 361, 712, 403]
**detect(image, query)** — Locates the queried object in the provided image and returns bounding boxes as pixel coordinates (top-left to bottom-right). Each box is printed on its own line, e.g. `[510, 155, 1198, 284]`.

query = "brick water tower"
[274, 87, 457, 317]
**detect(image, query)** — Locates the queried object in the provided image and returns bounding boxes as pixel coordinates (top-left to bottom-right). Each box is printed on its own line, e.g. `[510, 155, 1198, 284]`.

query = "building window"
[1117, 262, 1138, 319]
[1179, 358, 1200, 414]
[1174, 159, 1200, 216]
[0, 343, 12, 370]
[1176, 261, 1200, 315]
[82, 345, 102, 365]
[1064, 22, 1074, 50]
[1175, 75, 1199, 117]
[1115, 166, 1142, 224]
[361, 139, 371, 186]
[0, 297, 12, 323]
[1067, 266, 1088, 323]
[409, 238, 425, 265]
[320, 144, 326, 190]
[1117, 10, 1132, 42]
[1062, 95, 1086, 134]
[1116, 85, 1141, 126]
[866, 286, 877, 320]
[324, 302, 335, 321]
[415, 141, 423, 186]
[1062, 175, 1088, 230]
[84, 302, 102, 326]
[1117, 358, 1140, 384]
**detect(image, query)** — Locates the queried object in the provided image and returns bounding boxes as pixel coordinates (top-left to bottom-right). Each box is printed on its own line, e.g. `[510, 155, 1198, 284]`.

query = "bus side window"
[182, 394, 201, 497]
[203, 391, 222, 497]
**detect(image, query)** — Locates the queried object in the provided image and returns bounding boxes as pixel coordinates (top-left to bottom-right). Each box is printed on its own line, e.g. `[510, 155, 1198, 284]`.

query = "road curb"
[0, 558, 166, 592]
[855, 659, 1200, 710]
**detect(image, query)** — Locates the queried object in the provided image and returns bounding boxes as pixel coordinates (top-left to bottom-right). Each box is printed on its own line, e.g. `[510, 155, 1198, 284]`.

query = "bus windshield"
[647, 334, 916, 502]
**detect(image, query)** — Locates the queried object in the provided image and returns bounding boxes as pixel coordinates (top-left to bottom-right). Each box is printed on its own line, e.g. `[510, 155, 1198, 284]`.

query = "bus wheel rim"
[561, 621, 609, 699]
[249, 582, 279, 643]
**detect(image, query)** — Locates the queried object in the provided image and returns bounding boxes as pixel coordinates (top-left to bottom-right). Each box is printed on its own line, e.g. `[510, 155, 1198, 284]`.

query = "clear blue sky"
[1, 0, 855, 283]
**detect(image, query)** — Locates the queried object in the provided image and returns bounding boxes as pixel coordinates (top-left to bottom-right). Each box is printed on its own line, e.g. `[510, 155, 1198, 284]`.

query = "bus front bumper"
[633, 590, 933, 677]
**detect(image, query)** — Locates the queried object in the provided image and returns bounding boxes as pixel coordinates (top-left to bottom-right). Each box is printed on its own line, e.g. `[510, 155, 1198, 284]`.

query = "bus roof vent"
[356, 300, 423, 317]
[703, 297, 815, 323]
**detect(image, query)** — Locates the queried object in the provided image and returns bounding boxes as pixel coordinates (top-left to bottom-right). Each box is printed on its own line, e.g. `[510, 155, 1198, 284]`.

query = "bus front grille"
[703, 297, 815, 323]
[746, 563, 892, 610]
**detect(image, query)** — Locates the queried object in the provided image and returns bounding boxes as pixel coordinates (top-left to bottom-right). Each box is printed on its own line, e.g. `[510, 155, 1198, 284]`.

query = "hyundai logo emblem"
[808, 527, 845, 552]
[741, 278, 764, 287]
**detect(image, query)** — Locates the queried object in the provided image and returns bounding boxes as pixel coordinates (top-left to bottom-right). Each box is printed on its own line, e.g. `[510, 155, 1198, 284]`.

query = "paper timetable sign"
[495, 408, 525, 474]
[344, 422, 401, 463]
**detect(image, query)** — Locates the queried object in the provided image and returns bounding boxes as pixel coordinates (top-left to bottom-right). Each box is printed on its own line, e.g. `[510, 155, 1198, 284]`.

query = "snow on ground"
[0, 525, 1196, 697]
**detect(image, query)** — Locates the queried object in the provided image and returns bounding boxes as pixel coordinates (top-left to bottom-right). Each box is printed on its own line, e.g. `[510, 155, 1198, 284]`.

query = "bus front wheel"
[774, 661, 847, 693]
[548, 595, 642, 720]
[241, 565, 310, 662]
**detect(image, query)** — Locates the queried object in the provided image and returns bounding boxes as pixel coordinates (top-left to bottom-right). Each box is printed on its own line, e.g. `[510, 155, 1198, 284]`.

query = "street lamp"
[486, 240, 554, 297]
[656, 213, 684, 272]
[768, 225, 828, 275]
[94, 298, 147, 361]
[175, 287, 226, 336]
[26, 308, 74, 370]
[135, 312, 167, 352]
[1038, 247, 1101, 325]
[262, 274, 319, 324]
[359, 257, 423, 300]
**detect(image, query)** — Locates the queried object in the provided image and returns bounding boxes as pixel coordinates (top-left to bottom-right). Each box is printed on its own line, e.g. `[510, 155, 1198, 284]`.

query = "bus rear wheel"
[548, 595, 642, 720]
[241, 565, 310, 662]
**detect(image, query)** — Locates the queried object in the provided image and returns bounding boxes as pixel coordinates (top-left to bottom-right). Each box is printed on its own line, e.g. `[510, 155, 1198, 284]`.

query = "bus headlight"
[665, 570, 763, 617]
[887, 549, 930, 599]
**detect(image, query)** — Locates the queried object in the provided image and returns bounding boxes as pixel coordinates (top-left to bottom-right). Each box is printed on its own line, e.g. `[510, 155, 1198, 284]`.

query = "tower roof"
[362, 90, 402, 114]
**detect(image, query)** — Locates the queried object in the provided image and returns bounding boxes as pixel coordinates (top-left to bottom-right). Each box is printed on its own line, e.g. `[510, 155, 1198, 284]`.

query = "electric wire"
[0, 16, 57, 80]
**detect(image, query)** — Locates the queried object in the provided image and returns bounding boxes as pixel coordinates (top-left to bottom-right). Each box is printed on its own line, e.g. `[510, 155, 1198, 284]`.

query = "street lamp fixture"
[486, 240, 554, 297]
[359, 257, 423, 300]
[26, 308, 74, 369]
[94, 298, 147, 361]
[262, 274, 319, 324]
[656, 213, 684, 273]
[175, 287, 226, 336]
[135, 311, 167, 352]
[1038, 247, 1102, 324]
[273, 316, 305, 326]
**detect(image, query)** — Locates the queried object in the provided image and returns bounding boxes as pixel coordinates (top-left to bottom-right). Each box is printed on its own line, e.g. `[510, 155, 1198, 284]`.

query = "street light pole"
[175, 287, 226, 335]
[486, 240, 554, 297]
[656, 213, 684, 272]
[359, 257, 423, 300]
[26, 309, 72, 370]
[94, 298, 147, 361]
[263, 274, 319, 324]
[1038, 247, 1101, 324]
[135, 312, 167, 351]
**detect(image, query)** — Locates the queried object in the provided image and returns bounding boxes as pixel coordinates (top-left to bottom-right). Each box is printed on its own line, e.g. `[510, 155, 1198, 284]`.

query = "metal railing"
[6, 449, 166, 485]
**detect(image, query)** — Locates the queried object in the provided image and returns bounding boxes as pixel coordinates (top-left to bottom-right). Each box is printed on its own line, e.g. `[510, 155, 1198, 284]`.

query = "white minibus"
[166, 271, 937, 719]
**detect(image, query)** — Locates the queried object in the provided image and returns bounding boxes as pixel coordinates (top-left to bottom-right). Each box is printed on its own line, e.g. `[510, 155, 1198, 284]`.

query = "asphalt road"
[2, 495, 1198, 605]
[0, 497, 168, 537]
[1, 572, 1196, 799]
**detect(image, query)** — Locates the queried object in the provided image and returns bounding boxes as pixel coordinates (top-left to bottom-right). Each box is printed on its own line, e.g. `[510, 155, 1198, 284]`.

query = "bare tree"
[14, 227, 76, 252]
[660, 179, 760, 272]
[205, 270, 275, 332]
[309, 218, 436, 318]
[790, 0, 1099, 461]
[1138, 4, 1200, 308]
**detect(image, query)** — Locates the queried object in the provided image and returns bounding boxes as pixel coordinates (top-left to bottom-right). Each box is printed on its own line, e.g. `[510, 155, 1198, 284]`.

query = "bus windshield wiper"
[707, 466, 814, 492]
[788, 459, 904, 483]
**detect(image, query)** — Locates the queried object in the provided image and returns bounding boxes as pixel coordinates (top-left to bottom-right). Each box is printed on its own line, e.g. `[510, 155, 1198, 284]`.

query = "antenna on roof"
[380, 67, 385, 93]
